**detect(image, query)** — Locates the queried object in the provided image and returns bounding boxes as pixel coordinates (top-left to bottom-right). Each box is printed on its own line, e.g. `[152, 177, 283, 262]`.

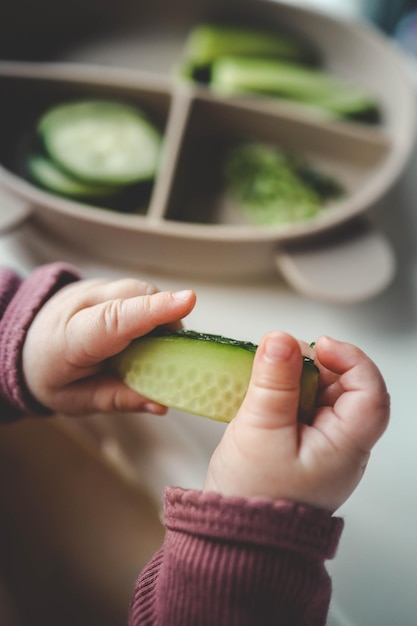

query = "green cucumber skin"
[150, 329, 258, 352]
[112, 330, 319, 424]
[299, 358, 319, 425]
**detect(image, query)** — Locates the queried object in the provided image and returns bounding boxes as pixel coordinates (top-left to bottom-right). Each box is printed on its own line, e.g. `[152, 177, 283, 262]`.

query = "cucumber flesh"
[37, 100, 162, 185]
[111, 330, 319, 424]
[27, 153, 121, 198]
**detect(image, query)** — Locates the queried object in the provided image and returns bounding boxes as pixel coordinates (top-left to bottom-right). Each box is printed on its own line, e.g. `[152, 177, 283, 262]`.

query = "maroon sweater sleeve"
[0, 262, 81, 420]
[130, 487, 344, 626]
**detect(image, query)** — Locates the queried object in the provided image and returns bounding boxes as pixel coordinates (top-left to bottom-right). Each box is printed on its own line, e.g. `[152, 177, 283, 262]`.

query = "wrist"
[0, 262, 80, 418]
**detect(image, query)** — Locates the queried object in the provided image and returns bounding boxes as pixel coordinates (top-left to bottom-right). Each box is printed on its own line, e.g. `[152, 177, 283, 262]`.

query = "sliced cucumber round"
[27, 153, 121, 198]
[37, 100, 162, 186]
[111, 330, 319, 424]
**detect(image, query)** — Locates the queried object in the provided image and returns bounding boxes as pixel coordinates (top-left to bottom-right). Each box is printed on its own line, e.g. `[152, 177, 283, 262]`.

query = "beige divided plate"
[0, 0, 415, 300]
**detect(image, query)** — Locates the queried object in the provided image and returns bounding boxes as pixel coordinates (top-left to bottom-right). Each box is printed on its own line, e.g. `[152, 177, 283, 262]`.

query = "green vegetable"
[211, 56, 380, 122]
[223, 143, 344, 225]
[111, 329, 319, 424]
[27, 153, 121, 199]
[36, 99, 162, 186]
[179, 23, 314, 80]
[178, 22, 379, 124]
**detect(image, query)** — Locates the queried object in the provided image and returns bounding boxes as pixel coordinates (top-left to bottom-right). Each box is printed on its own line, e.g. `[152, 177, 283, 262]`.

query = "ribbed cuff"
[0, 268, 23, 320]
[0, 262, 81, 420]
[164, 486, 343, 560]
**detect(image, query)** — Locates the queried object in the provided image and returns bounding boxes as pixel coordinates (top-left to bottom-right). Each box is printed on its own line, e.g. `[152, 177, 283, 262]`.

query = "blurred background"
[1, 1, 417, 625]
[1, 0, 417, 60]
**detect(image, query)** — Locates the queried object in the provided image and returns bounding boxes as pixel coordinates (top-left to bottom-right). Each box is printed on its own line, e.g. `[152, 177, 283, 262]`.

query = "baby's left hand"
[204, 332, 390, 513]
[22, 277, 196, 415]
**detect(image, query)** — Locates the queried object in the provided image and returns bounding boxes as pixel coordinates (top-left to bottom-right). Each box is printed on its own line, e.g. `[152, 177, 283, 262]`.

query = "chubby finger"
[314, 335, 390, 451]
[66, 289, 197, 366]
[52, 375, 169, 415]
[236, 331, 303, 431]
[55, 277, 160, 310]
[95, 277, 159, 299]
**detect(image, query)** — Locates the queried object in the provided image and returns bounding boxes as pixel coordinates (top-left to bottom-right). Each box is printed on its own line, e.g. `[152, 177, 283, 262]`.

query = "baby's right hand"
[204, 332, 390, 513]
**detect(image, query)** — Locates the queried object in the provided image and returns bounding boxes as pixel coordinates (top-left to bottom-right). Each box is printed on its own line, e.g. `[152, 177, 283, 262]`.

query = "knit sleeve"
[129, 486, 344, 626]
[0, 262, 81, 421]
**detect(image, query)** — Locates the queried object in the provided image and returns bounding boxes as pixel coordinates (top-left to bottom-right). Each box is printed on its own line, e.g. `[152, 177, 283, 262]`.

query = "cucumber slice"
[182, 24, 312, 67]
[27, 153, 121, 199]
[111, 330, 319, 424]
[177, 23, 317, 85]
[211, 57, 380, 122]
[37, 100, 162, 185]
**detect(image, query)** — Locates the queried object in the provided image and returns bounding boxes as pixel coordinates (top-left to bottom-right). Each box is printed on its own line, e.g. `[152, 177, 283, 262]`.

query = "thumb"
[66, 289, 196, 366]
[236, 332, 303, 431]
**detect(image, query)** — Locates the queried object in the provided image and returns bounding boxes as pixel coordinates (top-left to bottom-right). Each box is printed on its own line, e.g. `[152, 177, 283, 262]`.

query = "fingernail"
[173, 289, 193, 302]
[264, 335, 293, 361]
[143, 402, 167, 415]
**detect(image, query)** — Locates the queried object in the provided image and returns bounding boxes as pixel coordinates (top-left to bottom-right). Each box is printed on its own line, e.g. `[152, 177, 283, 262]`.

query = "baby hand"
[204, 332, 390, 513]
[22, 277, 196, 415]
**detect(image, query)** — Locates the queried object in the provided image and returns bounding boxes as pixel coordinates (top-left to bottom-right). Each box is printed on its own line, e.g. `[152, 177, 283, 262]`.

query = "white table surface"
[1, 3, 417, 624]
